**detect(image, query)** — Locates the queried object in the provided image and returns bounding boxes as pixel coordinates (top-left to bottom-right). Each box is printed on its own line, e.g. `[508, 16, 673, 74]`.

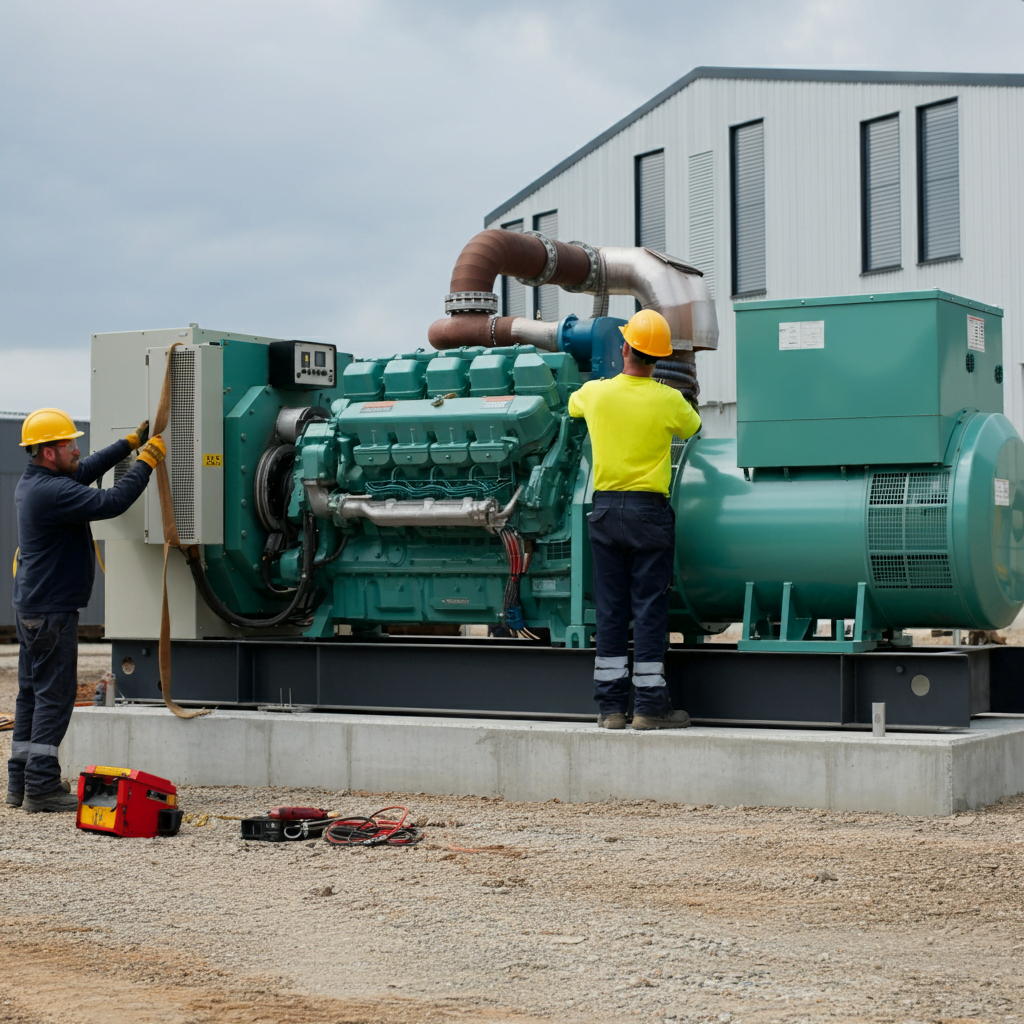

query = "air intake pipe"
[426, 229, 717, 403]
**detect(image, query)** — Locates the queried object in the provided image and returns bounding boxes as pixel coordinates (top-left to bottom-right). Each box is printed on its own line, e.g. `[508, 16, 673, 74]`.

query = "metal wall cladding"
[0, 416, 105, 626]
[533, 210, 560, 322]
[483, 74, 1024, 435]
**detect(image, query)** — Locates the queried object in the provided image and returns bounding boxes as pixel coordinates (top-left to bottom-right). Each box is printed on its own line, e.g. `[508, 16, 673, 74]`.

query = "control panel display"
[269, 340, 337, 390]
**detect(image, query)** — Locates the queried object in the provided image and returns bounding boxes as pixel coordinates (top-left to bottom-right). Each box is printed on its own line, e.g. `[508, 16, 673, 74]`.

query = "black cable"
[185, 513, 318, 628]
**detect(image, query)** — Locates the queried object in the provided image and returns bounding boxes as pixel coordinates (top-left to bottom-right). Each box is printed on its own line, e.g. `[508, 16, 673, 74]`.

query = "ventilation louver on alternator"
[868, 470, 952, 589]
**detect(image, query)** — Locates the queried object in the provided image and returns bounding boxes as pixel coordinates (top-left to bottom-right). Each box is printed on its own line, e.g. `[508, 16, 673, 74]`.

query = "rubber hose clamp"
[563, 241, 601, 293]
[516, 231, 559, 288]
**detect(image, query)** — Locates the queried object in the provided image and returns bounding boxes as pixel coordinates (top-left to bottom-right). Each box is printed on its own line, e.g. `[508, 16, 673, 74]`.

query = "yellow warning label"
[203, 453, 223, 467]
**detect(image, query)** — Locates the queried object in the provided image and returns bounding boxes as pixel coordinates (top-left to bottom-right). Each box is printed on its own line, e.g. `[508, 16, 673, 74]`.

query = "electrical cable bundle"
[498, 526, 537, 640]
[323, 805, 424, 847]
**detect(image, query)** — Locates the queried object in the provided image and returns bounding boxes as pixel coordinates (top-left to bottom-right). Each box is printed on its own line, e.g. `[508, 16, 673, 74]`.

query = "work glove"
[137, 436, 166, 469]
[125, 419, 150, 450]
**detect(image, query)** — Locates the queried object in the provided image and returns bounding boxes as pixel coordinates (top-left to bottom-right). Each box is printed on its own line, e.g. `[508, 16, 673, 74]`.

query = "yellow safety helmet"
[619, 308, 673, 359]
[19, 408, 84, 447]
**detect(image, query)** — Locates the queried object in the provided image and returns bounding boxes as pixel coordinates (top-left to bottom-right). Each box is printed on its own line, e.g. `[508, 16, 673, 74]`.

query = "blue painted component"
[557, 316, 628, 380]
[505, 605, 525, 630]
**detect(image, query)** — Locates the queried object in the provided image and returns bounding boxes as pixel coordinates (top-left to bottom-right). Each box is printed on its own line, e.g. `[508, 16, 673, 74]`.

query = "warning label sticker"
[360, 402, 396, 412]
[202, 453, 223, 467]
[968, 316, 985, 353]
[779, 321, 825, 350]
[995, 478, 1010, 506]
[483, 396, 514, 403]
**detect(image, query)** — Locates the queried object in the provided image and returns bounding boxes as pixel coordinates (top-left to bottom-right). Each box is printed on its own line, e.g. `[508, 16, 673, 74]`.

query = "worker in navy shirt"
[8, 407, 166, 812]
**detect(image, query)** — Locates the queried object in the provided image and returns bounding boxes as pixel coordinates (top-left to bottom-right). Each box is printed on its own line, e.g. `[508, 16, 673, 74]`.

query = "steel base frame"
[110, 638, 1024, 729]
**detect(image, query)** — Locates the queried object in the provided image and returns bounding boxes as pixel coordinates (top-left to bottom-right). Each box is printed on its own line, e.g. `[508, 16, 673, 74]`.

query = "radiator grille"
[867, 470, 951, 589]
[113, 457, 132, 483]
[169, 348, 197, 543]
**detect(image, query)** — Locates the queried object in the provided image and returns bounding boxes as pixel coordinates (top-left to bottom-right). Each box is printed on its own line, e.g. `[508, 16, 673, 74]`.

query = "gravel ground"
[2, 642, 1024, 1024]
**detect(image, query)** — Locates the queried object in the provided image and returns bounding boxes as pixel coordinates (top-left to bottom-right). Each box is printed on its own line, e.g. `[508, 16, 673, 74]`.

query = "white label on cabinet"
[994, 478, 1010, 506]
[779, 321, 825, 350]
[968, 315, 985, 353]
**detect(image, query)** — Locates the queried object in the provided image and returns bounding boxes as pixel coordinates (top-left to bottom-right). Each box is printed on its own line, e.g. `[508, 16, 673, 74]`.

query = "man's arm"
[73, 439, 132, 487]
[669, 391, 702, 440]
[567, 385, 587, 419]
[56, 461, 153, 522]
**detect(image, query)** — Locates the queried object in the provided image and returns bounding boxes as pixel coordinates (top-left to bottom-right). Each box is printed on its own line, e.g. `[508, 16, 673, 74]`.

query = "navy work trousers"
[7, 611, 79, 797]
[587, 491, 674, 717]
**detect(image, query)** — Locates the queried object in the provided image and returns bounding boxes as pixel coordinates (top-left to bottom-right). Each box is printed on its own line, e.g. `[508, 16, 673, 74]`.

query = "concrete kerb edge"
[60, 707, 1024, 816]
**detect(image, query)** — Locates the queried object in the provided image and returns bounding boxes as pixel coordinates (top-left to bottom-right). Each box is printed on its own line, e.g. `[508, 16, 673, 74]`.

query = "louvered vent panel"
[920, 100, 960, 262]
[732, 121, 765, 296]
[169, 347, 197, 543]
[867, 470, 951, 589]
[864, 116, 901, 270]
[688, 150, 714, 298]
[637, 150, 666, 252]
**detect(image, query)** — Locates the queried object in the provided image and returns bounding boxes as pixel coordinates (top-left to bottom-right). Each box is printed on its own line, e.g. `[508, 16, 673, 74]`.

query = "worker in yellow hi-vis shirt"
[568, 309, 701, 730]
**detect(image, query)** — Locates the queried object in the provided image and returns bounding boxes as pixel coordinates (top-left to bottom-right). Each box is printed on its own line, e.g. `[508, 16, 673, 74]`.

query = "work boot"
[597, 712, 627, 730]
[23, 785, 78, 813]
[6, 780, 70, 809]
[631, 709, 691, 730]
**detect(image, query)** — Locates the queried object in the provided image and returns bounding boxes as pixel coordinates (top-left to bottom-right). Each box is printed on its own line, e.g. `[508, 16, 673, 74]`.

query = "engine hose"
[184, 513, 318, 628]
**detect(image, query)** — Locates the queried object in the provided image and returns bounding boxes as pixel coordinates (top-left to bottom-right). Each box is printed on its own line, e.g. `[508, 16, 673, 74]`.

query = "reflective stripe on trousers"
[632, 660, 666, 689]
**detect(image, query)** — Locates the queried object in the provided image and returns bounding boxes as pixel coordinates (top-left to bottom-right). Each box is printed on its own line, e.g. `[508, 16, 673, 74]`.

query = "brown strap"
[153, 342, 209, 719]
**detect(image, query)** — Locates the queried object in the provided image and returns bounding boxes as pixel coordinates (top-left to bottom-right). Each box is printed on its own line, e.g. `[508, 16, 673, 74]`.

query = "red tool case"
[76, 766, 183, 838]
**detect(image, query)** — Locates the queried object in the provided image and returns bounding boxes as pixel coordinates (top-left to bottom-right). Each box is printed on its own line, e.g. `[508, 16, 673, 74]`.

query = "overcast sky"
[2, 0, 1023, 418]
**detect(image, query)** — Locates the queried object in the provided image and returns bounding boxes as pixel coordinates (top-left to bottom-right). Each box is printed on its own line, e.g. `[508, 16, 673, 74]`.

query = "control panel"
[269, 340, 337, 390]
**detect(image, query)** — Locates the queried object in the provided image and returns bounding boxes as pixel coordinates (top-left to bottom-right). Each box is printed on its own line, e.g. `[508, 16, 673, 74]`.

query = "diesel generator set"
[94, 231, 1024, 728]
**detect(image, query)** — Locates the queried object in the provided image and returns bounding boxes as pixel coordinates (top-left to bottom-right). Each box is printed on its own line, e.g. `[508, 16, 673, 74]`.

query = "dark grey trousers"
[7, 611, 79, 796]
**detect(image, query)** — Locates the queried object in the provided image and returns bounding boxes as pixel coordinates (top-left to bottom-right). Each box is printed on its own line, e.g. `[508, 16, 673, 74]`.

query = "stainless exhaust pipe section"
[595, 247, 718, 352]
[508, 318, 560, 352]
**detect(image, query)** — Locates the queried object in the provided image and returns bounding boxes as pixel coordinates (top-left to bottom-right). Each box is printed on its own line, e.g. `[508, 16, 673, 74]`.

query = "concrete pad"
[61, 707, 1024, 816]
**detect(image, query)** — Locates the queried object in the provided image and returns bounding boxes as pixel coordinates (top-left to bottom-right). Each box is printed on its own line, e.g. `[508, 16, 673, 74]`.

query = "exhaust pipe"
[427, 230, 718, 357]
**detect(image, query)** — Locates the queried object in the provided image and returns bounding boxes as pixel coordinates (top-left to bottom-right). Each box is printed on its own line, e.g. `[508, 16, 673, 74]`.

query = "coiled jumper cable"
[323, 806, 424, 847]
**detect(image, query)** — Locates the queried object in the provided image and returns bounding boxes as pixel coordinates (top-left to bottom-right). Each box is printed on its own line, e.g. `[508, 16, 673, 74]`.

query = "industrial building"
[0, 413, 104, 633]
[484, 67, 1024, 439]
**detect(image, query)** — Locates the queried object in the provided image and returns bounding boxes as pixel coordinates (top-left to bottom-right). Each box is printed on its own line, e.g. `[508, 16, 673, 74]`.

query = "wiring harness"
[498, 526, 537, 640]
[323, 806, 425, 847]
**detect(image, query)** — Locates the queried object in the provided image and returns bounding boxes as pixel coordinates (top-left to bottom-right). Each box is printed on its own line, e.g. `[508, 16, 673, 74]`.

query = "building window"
[917, 99, 960, 263]
[500, 220, 527, 318]
[861, 114, 901, 273]
[730, 119, 765, 297]
[688, 151, 714, 298]
[635, 149, 666, 252]
[533, 210, 559, 321]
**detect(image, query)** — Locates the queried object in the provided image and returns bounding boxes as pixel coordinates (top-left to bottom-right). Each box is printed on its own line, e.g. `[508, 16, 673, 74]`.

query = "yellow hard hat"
[19, 408, 84, 447]
[619, 308, 673, 359]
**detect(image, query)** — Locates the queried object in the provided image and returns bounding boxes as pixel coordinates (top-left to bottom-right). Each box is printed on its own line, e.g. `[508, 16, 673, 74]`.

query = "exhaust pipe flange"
[444, 290, 499, 315]
[515, 231, 559, 288]
[563, 241, 601, 293]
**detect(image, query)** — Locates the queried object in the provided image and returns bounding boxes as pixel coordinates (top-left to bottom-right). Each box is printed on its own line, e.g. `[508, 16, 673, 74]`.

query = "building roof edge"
[484, 65, 1024, 225]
